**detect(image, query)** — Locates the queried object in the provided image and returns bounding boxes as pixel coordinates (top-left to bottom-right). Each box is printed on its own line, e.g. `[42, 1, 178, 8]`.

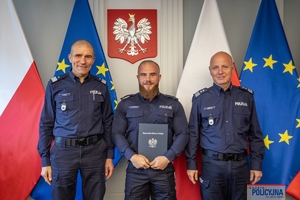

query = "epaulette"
[239, 86, 253, 94]
[163, 94, 178, 100]
[50, 74, 67, 83]
[193, 88, 208, 98]
[90, 74, 106, 84]
[121, 94, 134, 101]
[99, 78, 106, 85]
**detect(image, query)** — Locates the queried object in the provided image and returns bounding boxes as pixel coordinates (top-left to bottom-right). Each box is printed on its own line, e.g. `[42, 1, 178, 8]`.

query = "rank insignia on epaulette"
[50, 76, 58, 83]
[50, 74, 67, 83]
[194, 88, 208, 98]
[239, 86, 253, 94]
[100, 78, 106, 84]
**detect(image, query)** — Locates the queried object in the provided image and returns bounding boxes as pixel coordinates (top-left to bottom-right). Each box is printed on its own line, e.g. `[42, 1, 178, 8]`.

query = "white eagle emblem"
[148, 138, 157, 148]
[113, 13, 152, 56]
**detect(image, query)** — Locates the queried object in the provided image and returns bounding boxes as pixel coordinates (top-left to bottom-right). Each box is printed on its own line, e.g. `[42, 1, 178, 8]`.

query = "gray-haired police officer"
[38, 40, 114, 200]
[112, 60, 189, 200]
[186, 52, 265, 200]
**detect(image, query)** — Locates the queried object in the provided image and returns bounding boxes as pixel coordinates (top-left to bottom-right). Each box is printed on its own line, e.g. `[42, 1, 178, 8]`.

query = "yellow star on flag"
[114, 100, 118, 110]
[57, 59, 70, 73]
[297, 77, 300, 88]
[278, 130, 293, 145]
[264, 135, 274, 150]
[283, 60, 295, 75]
[263, 55, 277, 69]
[243, 58, 257, 72]
[296, 119, 300, 128]
[110, 81, 115, 90]
[96, 63, 108, 77]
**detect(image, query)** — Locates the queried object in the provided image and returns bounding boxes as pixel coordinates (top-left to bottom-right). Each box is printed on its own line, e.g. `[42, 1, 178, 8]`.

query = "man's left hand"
[150, 156, 170, 170]
[105, 158, 114, 180]
[250, 170, 262, 184]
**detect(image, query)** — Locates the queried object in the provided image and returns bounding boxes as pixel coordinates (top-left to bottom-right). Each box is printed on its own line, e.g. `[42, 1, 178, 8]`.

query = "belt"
[202, 149, 247, 161]
[55, 135, 102, 147]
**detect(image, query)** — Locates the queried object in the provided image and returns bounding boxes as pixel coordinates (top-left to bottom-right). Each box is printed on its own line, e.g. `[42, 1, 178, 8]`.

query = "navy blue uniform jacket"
[38, 71, 114, 166]
[112, 92, 189, 163]
[186, 84, 264, 171]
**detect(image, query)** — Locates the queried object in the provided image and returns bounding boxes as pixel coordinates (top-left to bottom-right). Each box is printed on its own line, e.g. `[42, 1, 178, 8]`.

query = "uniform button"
[226, 120, 228, 123]
[226, 133, 229, 135]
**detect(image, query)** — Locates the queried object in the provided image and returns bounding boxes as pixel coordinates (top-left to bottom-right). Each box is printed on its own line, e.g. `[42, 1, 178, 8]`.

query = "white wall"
[13, 0, 299, 199]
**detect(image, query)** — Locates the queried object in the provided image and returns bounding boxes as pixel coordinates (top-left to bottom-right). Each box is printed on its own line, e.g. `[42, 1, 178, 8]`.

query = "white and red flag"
[0, 0, 44, 199]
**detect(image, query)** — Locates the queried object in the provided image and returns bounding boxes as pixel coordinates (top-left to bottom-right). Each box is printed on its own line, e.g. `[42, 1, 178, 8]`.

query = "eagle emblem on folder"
[148, 138, 157, 148]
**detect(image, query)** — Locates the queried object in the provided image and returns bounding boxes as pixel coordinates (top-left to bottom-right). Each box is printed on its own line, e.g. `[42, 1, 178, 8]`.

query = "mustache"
[143, 81, 153, 84]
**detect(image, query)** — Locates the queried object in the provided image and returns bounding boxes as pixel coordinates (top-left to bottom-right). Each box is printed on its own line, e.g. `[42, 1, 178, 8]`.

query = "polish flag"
[0, 0, 44, 199]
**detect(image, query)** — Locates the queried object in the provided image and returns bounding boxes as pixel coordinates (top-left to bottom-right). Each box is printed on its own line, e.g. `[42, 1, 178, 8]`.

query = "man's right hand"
[130, 154, 150, 169]
[187, 170, 198, 184]
[41, 166, 52, 185]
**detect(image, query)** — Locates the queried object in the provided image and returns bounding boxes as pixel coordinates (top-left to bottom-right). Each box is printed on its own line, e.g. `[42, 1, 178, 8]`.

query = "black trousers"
[50, 139, 107, 200]
[124, 162, 176, 200]
[200, 154, 250, 200]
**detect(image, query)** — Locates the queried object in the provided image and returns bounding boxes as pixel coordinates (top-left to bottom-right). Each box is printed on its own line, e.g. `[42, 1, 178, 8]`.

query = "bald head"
[70, 40, 94, 56]
[210, 51, 233, 66]
[138, 60, 160, 74]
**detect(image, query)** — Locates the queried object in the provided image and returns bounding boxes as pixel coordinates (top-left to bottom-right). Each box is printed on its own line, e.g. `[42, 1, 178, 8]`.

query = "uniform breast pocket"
[55, 95, 74, 115]
[126, 109, 143, 131]
[89, 94, 104, 115]
[201, 109, 220, 130]
[233, 107, 251, 129]
[157, 109, 173, 124]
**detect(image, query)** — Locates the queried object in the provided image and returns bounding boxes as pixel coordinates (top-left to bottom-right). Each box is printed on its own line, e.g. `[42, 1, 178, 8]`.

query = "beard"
[139, 82, 159, 100]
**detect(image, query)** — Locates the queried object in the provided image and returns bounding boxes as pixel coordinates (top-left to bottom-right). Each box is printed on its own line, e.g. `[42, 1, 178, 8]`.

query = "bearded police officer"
[112, 60, 189, 200]
[186, 52, 265, 200]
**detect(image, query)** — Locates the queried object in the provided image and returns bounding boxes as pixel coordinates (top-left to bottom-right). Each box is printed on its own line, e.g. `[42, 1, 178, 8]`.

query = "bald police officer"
[38, 40, 114, 199]
[186, 52, 265, 200]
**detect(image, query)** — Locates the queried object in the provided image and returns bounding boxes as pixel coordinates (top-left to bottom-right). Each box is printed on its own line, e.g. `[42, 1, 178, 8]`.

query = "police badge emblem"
[208, 117, 214, 125]
[61, 101, 66, 111]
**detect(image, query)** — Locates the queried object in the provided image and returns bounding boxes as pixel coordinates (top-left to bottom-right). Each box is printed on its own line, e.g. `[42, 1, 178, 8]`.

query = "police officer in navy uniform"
[38, 40, 114, 199]
[112, 60, 189, 200]
[186, 51, 265, 200]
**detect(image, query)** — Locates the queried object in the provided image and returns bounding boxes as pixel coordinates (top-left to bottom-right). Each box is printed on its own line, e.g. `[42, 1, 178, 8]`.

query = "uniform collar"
[212, 83, 232, 96]
[68, 70, 90, 82]
[138, 92, 160, 102]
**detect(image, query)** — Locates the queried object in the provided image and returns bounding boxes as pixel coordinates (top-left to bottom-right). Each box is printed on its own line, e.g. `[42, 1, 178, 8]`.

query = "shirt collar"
[68, 70, 90, 82]
[212, 83, 232, 96]
[138, 92, 160, 102]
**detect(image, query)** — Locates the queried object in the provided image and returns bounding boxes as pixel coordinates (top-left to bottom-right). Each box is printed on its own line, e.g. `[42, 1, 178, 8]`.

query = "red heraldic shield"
[108, 9, 157, 64]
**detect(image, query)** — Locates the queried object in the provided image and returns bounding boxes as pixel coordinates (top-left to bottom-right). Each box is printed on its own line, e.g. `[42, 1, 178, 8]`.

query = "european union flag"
[240, 0, 300, 199]
[31, 0, 122, 199]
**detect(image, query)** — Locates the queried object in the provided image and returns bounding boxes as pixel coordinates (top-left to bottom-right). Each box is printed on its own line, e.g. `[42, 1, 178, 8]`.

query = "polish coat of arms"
[107, 10, 157, 64]
[113, 13, 151, 56]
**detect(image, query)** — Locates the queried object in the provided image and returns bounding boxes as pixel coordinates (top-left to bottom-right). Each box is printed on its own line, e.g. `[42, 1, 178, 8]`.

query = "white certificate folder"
[138, 123, 168, 161]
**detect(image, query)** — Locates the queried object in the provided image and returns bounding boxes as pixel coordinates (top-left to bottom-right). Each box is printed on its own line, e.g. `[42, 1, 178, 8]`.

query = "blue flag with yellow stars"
[31, 0, 121, 199]
[240, 0, 300, 199]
